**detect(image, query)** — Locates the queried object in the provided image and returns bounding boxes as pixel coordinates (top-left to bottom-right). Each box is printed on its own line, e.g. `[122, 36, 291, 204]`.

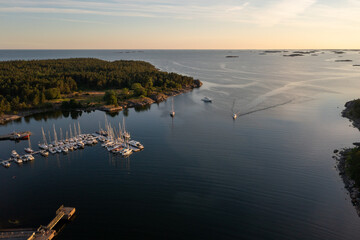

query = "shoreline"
[0, 81, 202, 125]
[335, 99, 360, 216]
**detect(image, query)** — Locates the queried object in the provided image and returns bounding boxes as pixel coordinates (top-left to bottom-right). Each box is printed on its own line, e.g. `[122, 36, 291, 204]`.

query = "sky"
[0, 0, 359, 49]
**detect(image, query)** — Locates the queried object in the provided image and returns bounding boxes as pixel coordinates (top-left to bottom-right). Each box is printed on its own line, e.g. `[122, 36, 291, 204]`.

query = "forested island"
[336, 99, 360, 215]
[0, 58, 202, 123]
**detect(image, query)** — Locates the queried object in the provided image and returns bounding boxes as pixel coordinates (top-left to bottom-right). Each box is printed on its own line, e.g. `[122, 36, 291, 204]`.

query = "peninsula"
[335, 99, 360, 215]
[0, 58, 202, 124]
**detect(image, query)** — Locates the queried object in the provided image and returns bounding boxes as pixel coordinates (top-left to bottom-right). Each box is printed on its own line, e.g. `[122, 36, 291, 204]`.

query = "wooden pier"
[0, 206, 75, 240]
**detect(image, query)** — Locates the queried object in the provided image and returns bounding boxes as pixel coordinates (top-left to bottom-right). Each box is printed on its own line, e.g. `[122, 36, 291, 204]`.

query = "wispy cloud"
[0, 0, 359, 30]
[250, 0, 317, 27]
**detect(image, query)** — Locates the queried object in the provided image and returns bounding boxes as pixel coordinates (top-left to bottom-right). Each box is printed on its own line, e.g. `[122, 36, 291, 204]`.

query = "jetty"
[0, 131, 32, 141]
[0, 205, 75, 240]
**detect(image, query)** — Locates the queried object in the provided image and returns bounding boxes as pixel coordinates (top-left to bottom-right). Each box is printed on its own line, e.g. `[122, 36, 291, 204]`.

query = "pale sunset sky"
[0, 0, 359, 49]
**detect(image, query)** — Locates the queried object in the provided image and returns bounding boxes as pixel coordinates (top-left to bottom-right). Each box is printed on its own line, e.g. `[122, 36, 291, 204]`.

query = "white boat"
[61, 147, 69, 153]
[128, 140, 144, 150]
[122, 118, 131, 139]
[49, 148, 57, 154]
[55, 147, 62, 153]
[14, 158, 23, 164]
[170, 97, 175, 117]
[40, 150, 49, 157]
[11, 150, 20, 158]
[24, 147, 34, 154]
[121, 148, 133, 156]
[24, 154, 34, 161]
[38, 143, 48, 150]
[233, 113, 237, 120]
[24, 136, 34, 153]
[201, 96, 212, 102]
[77, 142, 85, 149]
[39, 127, 48, 150]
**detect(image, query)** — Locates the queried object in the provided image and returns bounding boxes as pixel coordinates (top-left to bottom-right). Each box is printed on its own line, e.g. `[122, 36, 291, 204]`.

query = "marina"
[0, 117, 144, 168]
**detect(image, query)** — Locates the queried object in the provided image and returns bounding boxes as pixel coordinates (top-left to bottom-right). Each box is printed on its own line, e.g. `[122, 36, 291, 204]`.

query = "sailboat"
[24, 136, 34, 153]
[38, 127, 48, 150]
[122, 118, 130, 139]
[170, 97, 175, 117]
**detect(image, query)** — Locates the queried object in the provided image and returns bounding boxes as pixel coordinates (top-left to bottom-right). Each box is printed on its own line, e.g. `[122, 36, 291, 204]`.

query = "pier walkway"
[0, 206, 75, 240]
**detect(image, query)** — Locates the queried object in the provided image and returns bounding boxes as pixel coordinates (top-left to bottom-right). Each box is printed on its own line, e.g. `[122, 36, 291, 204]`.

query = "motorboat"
[24, 154, 34, 161]
[233, 113, 237, 120]
[11, 150, 20, 158]
[201, 96, 212, 102]
[128, 140, 144, 150]
[38, 143, 48, 150]
[14, 158, 23, 164]
[49, 148, 57, 154]
[121, 148, 133, 156]
[40, 150, 49, 157]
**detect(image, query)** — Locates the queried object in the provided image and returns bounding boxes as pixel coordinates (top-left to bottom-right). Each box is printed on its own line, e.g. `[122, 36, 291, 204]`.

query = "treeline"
[0, 58, 195, 114]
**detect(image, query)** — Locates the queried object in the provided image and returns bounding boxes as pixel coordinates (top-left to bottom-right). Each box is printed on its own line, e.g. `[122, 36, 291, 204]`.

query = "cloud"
[250, 0, 317, 27]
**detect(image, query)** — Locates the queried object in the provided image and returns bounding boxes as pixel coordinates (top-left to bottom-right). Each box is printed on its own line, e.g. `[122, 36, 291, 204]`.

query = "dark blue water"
[1, 50, 360, 239]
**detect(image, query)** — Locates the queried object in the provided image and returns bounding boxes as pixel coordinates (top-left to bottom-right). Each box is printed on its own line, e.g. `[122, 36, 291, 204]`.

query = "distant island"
[0, 58, 202, 124]
[335, 99, 360, 215]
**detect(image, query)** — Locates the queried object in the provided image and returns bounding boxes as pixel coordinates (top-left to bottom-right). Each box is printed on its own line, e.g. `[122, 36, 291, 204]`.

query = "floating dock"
[0, 205, 75, 240]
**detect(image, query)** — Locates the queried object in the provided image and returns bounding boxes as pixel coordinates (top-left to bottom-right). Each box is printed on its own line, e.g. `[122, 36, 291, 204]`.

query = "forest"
[0, 58, 196, 114]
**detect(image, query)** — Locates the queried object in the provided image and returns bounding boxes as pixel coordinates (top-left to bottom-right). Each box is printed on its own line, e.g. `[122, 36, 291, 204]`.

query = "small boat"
[25, 136, 34, 153]
[170, 97, 175, 117]
[49, 148, 57, 154]
[24, 154, 34, 161]
[40, 150, 49, 157]
[61, 147, 68, 154]
[121, 148, 133, 156]
[11, 150, 20, 158]
[14, 158, 23, 164]
[77, 142, 85, 149]
[1, 161, 10, 168]
[128, 140, 144, 150]
[24, 147, 34, 154]
[38, 143, 48, 150]
[201, 97, 212, 102]
[233, 113, 237, 120]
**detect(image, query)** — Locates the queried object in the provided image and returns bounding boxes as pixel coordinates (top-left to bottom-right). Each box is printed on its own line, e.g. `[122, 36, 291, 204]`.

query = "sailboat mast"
[78, 122, 81, 136]
[73, 123, 77, 137]
[60, 128, 63, 142]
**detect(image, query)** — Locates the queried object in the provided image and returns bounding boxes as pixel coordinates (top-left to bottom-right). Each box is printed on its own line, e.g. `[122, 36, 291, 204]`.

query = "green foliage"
[45, 88, 61, 100]
[104, 90, 118, 106]
[349, 100, 360, 118]
[345, 147, 360, 186]
[0, 58, 195, 114]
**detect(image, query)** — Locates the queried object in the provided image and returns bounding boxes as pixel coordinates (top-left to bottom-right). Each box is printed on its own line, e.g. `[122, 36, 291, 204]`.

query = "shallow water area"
[1, 50, 360, 239]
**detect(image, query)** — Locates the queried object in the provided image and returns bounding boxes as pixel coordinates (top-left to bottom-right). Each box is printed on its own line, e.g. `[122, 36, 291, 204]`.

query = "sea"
[1, 50, 360, 240]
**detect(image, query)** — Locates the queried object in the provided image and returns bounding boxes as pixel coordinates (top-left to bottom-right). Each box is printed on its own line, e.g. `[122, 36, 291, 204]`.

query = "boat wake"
[237, 100, 293, 117]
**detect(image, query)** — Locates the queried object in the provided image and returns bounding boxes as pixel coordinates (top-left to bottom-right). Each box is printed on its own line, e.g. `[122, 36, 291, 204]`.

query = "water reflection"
[108, 152, 131, 171]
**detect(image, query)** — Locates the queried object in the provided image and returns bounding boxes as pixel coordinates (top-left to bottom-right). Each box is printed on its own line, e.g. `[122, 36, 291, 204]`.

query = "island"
[0, 58, 202, 124]
[335, 99, 360, 215]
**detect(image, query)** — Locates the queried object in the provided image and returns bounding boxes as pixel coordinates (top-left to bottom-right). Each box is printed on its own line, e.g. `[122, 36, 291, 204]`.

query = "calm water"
[1, 50, 360, 240]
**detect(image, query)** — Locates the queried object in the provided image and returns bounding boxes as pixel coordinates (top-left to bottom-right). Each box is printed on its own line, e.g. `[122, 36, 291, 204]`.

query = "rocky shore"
[0, 79, 203, 125]
[335, 99, 360, 216]
[334, 148, 360, 216]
